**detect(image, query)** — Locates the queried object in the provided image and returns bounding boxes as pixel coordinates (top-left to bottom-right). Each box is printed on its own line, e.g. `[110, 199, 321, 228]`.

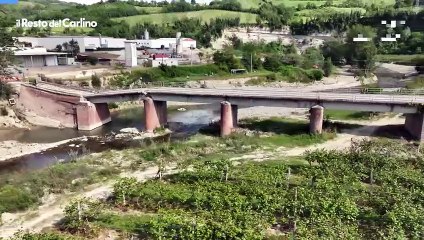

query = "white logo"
[16, 18, 97, 28]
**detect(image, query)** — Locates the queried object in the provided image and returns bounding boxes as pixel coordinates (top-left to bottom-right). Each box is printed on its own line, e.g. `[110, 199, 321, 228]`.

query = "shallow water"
[0, 104, 220, 174]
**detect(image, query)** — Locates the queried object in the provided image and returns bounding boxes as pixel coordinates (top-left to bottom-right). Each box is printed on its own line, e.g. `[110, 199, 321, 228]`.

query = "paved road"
[84, 87, 424, 105]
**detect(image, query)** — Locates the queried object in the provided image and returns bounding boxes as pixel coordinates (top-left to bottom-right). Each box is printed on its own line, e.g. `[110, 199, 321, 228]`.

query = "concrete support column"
[231, 104, 238, 128]
[220, 101, 234, 137]
[76, 101, 111, 131]
[405, 113, 424, 141]
[154, 100, 168, 126]
[144, 97, 163, 132]
[309, 105, 324, 134]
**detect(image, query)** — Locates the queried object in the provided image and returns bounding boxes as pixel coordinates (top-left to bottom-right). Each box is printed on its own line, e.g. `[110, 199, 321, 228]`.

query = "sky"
[60, 0, 213, 5]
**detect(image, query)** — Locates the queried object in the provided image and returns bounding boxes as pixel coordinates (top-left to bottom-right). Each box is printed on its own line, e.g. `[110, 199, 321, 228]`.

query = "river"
[0, 104, 220, 174]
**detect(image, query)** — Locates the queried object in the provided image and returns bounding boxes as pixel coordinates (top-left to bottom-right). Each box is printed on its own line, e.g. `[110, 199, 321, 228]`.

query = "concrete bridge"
[17, 83, 424, 141]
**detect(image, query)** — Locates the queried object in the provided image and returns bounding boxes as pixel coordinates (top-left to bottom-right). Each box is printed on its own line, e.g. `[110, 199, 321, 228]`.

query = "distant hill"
[113, 9, 257, 26]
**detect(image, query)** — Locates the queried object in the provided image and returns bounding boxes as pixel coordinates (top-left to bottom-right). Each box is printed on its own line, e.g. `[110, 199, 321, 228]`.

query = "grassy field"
[376, 54, 424, 65]
[324, 109, 377, 121]
[113, 10, 258, 26]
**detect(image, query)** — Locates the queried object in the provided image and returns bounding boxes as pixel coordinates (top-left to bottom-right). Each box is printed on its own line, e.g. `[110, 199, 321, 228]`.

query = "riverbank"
[0, 137, 88, 162]
[0, 113, 409, 238]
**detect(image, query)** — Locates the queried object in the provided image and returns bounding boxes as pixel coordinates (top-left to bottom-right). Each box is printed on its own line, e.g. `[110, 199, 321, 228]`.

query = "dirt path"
[282, 116, 405, 156]
[0, 116, 405, 238]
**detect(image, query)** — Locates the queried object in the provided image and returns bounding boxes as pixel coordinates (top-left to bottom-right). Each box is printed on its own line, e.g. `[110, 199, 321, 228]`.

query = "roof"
[14, 51, 68, 56]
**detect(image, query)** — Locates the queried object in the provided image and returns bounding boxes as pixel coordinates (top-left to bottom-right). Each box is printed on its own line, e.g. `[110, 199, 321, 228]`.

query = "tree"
[346, 25, 377, 77]
[0, 19, 16, 77]
[321, 41, 346, 66]
[257, 1, 294, 32]
[91, 74, 101, 88]
[191, 0, 196, 4]
[302, 47, 324, 69]
[263, 54, 282, 72]
[323, 58, 333, 77]
[213, 50, 242, 71]
[55, 44, 63, 52]
[68, 39, 80, 57]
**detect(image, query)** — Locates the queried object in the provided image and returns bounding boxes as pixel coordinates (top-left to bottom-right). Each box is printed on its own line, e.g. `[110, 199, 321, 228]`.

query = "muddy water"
[0, 104, 220, 174]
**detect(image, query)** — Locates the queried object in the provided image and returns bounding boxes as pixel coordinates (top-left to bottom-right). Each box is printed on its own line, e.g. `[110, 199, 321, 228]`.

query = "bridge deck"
[84, 87, 424, 105]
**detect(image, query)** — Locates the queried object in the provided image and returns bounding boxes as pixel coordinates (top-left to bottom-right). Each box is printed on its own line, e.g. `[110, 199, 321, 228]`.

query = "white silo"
[176, 32, 182, 54]
[124, 41, 137, 67]
[144, 29, 149, 40]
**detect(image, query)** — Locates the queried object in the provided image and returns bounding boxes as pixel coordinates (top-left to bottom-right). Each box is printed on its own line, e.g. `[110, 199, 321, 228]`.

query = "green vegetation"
[113, 10, 257, 26]
[109, 64, 227, 87]
[90, 74, 101, 88]
[376, 54, 424, 65]
[406, 77, 424, 89]
[135, 6, 163, 14]
[325, 109, 377, 120]
[0, 116, 338, 216]
[10, 231, 79, 240]
[238, 117, 336, 147]
[0, 154, 119, 214]
[0, 82, 14, 100]
[53, 138, 424, 239]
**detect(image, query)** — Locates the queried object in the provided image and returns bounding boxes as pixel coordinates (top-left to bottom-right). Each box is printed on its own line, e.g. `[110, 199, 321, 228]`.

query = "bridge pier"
[76, 101, 111, 131]
[309, 105, 324, 134]
[144, 97, 167, 132]
[221, 101, 237, 137]
[232, 104, 238, 128]
[405, 113, 424, 141]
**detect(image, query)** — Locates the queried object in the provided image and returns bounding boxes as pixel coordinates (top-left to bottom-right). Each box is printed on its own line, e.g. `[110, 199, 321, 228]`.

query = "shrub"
[0, 185, 38, 214]
[87, 56, 98, 66]
[263, 55, 282, 72]
[62, 198, 102, 235]
[11, 232, 77, 240]
[307, 69, 324, 81]
[108, 102, 119, 109]
[415, 57, 424, 73]
[1, 107, 8, 116]
[323, 57, 333, 77]
[28, 78, 36, 85]
[0, 81, 14, 100]
[266, 73, 277, 81]
[280, 66, 312, 83]
[91, 74, 101, 88]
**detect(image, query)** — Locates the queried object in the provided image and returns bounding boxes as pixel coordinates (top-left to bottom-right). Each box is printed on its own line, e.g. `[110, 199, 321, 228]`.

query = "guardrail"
[32, 80, 424, 97]
[319, 87, 424, 95]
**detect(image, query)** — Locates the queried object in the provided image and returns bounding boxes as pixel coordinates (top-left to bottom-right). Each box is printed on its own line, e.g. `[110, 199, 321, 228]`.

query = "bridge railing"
[319, 87, 424, 95]
[34, 79, 424, 97]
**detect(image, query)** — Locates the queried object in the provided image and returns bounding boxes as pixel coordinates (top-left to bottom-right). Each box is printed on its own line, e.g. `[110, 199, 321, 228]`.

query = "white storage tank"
[124, 41, 137, 67]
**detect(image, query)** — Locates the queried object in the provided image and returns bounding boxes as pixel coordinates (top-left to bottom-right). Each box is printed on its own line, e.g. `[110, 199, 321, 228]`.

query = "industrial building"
[14, 48, 69, 67]
[17, 36, 127, 52]
[136, 30, 196, 53]
[15, 31, 197, 68]
[17, 31, 197, 53]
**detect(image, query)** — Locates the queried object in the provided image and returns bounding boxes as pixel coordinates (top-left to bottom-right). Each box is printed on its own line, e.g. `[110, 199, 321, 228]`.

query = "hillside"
[239, 0, 396, 8]
[113, 9, 258, 26]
